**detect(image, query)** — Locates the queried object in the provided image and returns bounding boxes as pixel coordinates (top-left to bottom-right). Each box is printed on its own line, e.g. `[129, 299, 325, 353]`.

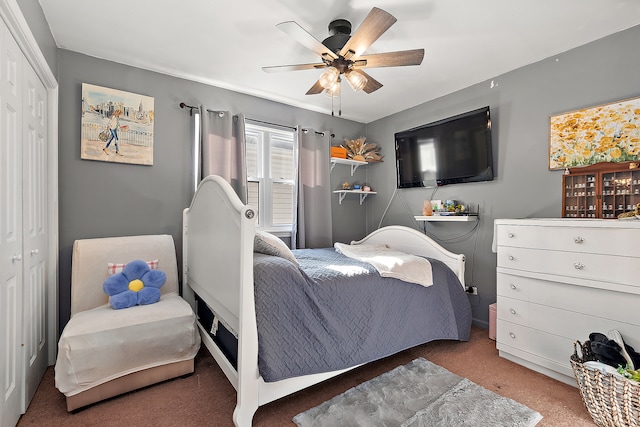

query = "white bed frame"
[182, 175, 466, 427]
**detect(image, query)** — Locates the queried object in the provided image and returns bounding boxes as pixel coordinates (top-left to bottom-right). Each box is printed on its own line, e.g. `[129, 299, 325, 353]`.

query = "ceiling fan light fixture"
[318, 67, 340, 89]
[324, 78, 341, 98]
[345, 70, 368, 92]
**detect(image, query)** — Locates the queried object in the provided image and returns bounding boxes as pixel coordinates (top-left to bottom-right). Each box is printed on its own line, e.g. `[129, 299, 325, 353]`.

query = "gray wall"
[364, 24, 640, 326]
[57, 49, 366, 331]
[17, 0, 57, 76]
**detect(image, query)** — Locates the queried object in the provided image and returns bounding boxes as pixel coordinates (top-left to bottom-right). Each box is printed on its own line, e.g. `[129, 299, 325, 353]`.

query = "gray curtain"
[199, 106, 248, 203]
[294, 128, 332, 249]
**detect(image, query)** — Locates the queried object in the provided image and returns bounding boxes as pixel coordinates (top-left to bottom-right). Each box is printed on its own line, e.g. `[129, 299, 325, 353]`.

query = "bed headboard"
[182, 175, 257, 336]
[352, 225, 466, 287]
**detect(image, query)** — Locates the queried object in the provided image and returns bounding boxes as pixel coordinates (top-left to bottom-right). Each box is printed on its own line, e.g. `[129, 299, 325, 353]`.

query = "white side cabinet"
[494, 218, 640, 386]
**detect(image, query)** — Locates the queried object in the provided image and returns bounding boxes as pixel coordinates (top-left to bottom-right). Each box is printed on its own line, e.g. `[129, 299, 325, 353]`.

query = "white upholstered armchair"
[55, 234, 200, 411]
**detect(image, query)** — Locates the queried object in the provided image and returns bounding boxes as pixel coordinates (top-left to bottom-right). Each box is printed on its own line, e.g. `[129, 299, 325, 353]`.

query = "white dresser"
[494, 218, 640, 386]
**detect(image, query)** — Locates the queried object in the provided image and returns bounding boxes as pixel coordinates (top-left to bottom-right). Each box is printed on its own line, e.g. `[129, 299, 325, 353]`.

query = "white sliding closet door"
[0, 16, 24, 427]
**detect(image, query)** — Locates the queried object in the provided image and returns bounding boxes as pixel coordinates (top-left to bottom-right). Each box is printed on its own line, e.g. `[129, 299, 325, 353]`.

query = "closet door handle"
[11, 254, 22, 262]
[30, 249, 39, 255]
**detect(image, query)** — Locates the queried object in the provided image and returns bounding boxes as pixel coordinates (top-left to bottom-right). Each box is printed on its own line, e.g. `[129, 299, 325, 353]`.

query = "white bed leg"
[233, 401, 258, 427]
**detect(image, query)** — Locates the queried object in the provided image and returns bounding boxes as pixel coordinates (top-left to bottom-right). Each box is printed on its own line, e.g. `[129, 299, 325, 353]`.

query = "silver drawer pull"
[509, 332, 516, 339]
[510, 308, 516, 315]
[574, 262, 585, 270]
[574, 236, 584, 244]
[510, 283, 517, 290]
[508, 255, 515, 261]
[508, 233, 514, 238]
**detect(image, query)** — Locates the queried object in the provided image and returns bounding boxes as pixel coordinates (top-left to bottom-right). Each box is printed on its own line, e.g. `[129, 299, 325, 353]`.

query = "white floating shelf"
[334, 190, 377, 205]
[414, 215, 478, 222]
[330, 157, 368, 176]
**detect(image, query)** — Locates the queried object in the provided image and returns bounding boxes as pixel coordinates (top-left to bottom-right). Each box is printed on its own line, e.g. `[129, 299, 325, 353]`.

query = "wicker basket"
[571, 340, 640, 426]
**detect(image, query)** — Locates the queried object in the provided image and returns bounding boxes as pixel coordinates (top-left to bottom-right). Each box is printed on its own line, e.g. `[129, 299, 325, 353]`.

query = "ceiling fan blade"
[339, 7, 397, 58]
[305, 80, 325, 95]
[262, 63, 327, 73]
[277, 21, 338, 60]
[356, 49, 425, 68]
[351, 69, 383, 94]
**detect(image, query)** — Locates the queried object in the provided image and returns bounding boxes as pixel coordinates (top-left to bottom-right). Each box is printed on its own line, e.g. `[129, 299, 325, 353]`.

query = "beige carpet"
[18, 326, 595, 426]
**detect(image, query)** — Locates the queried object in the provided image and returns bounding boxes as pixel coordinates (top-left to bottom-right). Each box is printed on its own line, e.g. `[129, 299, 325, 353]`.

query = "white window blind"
[245, 122, 297, 232]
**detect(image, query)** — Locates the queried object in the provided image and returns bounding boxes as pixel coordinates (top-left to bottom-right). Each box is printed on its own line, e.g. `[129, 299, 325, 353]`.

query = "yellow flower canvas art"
[549, 96, 640, 170]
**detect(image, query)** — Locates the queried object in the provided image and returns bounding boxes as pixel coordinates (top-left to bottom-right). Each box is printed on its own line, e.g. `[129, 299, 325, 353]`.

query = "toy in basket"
[571, 331, 640, 427]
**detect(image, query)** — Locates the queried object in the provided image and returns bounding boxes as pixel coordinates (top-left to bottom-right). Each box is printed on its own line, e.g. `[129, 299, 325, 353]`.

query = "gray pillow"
[254, 231, 299, 265]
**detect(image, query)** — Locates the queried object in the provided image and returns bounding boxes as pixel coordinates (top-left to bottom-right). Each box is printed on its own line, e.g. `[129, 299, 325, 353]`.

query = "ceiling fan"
[262, 7, 424, 112]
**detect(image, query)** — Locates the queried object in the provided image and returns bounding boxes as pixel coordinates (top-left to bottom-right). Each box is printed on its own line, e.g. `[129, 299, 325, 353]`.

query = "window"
[245, 122, 297, 233]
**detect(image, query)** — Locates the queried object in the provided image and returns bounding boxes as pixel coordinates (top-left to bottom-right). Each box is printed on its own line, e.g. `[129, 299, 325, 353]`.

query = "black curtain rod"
[179, 103, 225, 117]
[248, 118, 296, 131]
[179, 102, 198, 116]
[180, 103, 334, 138]
[302, 128, 336, 138]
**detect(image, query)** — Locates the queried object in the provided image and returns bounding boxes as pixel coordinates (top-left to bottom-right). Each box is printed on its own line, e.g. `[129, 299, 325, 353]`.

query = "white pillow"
[254, 231, 299, 265]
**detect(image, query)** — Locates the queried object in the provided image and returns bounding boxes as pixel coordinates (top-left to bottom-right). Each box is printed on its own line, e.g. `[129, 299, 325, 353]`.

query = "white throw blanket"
[334, 243, 433, 287]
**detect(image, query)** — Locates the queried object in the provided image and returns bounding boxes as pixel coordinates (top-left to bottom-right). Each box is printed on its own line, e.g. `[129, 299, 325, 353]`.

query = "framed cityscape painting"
[549, 96, 640, 170]
[81, 83, 155, 165]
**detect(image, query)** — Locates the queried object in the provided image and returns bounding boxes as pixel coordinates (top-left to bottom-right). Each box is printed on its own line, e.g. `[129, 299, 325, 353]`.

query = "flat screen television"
[395, 106, 494, 188]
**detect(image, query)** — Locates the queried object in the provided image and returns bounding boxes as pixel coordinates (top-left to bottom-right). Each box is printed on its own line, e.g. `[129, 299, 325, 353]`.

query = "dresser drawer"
[496, 296, 528, 326]
[497, 246, 640, 288]
[496, 321, 574, 371]
[495, 224, 639, 257]
[496, 272, 531, 300]
[528, 303, 640, 348]
[497, 272, 640, 320]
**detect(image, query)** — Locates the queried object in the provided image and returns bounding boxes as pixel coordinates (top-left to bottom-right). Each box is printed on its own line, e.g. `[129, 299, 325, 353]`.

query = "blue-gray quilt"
[254, 248, 472, 382]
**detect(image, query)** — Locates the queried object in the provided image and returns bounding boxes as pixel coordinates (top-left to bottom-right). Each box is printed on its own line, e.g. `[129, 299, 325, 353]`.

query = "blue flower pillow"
[103, 259, 166, 309]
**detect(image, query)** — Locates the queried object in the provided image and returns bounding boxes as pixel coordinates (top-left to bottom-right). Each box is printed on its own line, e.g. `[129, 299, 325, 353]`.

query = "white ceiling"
[39, 0, 640, 123]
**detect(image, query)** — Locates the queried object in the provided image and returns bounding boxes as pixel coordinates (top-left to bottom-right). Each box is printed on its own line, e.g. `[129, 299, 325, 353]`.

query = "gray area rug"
[293, 358, 543, 427]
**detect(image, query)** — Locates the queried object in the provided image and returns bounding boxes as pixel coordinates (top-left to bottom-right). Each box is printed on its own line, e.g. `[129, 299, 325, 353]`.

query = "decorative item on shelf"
[422, 200, 433, 216]
[342, 137, 384, 162]
[445, 200, 456, 212]
[330, 145, 347, 159]
[353, 184, 361, 190]
[362, 185, 371, 192]
[617, 203, 640, 219]
[342, 181, 351, 190]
